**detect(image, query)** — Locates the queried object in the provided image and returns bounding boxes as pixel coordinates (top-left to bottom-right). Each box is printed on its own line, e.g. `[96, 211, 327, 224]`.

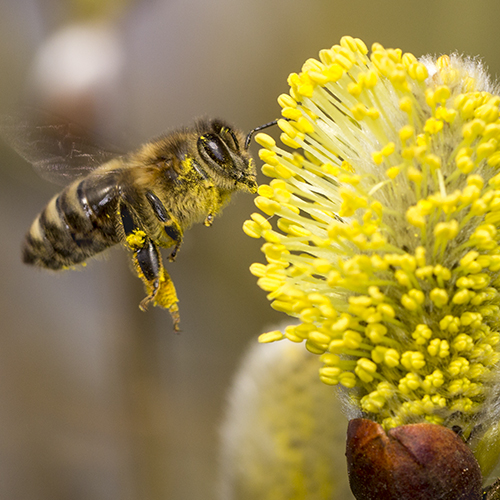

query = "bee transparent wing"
[0, 112, 121, 185]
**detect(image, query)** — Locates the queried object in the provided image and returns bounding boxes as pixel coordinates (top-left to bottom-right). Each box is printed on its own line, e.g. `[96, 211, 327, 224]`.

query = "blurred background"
[1, 0, 500, 498]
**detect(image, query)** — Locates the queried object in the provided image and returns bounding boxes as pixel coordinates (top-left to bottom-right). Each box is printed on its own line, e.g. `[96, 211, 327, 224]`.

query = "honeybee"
[3, 113, 264, 330]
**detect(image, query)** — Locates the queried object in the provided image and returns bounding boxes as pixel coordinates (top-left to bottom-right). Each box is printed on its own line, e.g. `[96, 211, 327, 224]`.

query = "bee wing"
[0, 112, 121, 185]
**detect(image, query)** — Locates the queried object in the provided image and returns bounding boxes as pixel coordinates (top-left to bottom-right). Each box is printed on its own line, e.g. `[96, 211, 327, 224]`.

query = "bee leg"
[163, 220, 182, 262]
[204, 213, 214, 227]
[120, 202, 180, 331]
[203, 188, 228, 227]
[134, 239, 180, 331]
[134, 239, 161, 304]
[144, 191, 183, 262]
[203, 186, 218, 227]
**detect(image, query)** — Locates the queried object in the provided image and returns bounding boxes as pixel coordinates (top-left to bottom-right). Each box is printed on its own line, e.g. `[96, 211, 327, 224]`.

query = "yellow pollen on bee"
[126, 229, 146, 249]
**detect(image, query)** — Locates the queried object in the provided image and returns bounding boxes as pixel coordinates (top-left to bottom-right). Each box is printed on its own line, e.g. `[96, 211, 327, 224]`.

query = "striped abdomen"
[23, 172, 121, 270]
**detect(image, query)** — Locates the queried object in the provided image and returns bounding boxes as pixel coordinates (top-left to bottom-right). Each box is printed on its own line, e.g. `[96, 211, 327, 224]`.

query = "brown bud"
[346, 418, 482, 500]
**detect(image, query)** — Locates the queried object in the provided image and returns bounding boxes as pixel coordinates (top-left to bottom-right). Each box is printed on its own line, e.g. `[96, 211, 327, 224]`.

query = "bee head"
[196, 119, 257, 193]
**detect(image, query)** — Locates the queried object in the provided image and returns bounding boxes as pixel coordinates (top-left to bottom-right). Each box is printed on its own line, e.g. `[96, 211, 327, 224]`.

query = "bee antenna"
[245, 118, 289, 150]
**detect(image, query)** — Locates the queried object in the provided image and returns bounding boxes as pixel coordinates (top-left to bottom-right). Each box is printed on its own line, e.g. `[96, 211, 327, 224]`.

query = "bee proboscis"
[3, 113, 262, 330]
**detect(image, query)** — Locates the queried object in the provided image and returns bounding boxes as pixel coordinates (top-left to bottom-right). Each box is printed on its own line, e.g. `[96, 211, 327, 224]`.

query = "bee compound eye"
[220, 127, 240, 152]
[197, 133, 231, 167]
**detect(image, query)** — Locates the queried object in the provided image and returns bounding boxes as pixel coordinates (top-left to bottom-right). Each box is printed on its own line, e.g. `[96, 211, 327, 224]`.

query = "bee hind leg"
[138, 279, 159, 311]
[134, 239, 180, 331]
[120, 202, 180, 331]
